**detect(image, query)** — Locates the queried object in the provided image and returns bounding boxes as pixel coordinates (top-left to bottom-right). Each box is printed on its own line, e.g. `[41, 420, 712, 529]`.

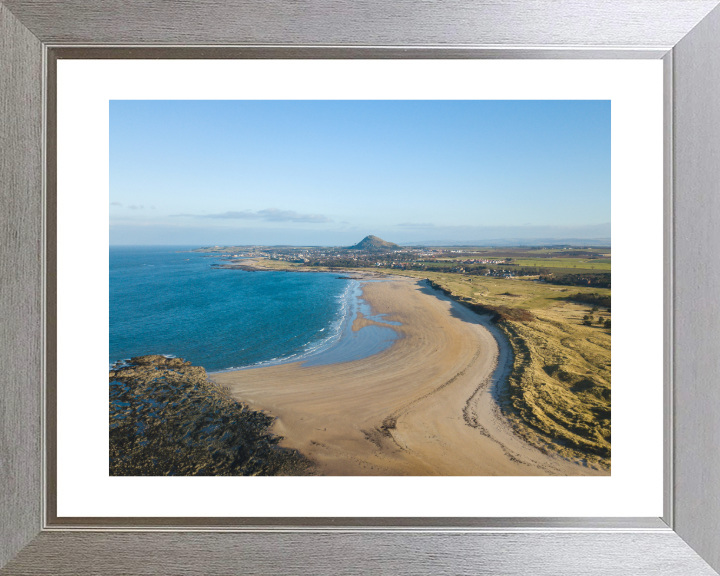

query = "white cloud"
[172, 208, 332, 223]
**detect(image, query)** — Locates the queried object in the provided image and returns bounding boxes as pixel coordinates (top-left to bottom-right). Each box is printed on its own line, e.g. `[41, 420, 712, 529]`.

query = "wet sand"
[212, 277, 603, 476]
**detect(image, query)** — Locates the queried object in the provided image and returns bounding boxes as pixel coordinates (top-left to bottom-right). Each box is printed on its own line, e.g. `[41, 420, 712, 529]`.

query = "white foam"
[212, 278, 360, 373]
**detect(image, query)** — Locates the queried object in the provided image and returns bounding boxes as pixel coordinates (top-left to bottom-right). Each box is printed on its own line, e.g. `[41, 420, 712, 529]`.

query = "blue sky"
[110, 100, 610, 246]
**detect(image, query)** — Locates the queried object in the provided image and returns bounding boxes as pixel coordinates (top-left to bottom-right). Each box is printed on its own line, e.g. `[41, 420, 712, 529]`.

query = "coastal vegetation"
[109, 355, 313, 476]
[539, 272, 611, 288]
[566, 292, 611, 309]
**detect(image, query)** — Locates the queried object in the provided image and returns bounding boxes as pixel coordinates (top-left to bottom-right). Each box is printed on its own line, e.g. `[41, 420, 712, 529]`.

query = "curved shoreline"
[208, 273, 400, 374]
[211, 276, 605, 476]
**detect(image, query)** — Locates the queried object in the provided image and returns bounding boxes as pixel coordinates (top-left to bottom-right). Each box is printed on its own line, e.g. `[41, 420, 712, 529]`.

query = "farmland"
[511, 258, 611, 271]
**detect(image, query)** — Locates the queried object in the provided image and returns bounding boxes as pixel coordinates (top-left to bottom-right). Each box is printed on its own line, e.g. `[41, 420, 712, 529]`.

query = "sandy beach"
[212, 276, 602, 475]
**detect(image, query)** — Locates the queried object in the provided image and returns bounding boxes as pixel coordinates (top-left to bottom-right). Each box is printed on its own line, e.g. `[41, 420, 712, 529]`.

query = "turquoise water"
[110, 246, 398, 372]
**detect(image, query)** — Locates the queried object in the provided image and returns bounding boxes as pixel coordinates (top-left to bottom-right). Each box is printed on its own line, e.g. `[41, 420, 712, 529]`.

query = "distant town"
[192, 235, 611, 288]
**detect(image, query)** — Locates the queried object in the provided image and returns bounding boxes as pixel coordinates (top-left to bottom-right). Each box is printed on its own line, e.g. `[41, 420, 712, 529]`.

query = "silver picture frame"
[2, 1, 719, 573]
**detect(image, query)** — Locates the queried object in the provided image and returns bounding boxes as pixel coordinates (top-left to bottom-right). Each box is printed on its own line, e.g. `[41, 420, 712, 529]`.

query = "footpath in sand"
[212, 277, 603, 476]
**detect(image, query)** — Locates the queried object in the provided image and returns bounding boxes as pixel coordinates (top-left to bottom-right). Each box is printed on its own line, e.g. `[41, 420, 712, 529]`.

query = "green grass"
[511, 258, 611, 270]
[521, 247, 611, 254]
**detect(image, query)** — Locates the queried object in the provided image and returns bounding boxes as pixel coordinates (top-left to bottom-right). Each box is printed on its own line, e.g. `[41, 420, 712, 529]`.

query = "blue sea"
[109, 246, 399, 372]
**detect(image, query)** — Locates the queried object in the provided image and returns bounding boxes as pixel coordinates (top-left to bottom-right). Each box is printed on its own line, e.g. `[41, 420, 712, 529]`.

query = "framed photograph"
[62, 61, 649, 519]
[2, 1, 720, 574]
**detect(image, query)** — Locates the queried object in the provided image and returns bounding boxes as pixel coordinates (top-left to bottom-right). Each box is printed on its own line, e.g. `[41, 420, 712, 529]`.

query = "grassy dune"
[495, 303, 611, 468]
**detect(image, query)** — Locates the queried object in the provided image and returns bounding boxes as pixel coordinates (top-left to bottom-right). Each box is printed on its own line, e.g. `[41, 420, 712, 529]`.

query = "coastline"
[212, 275, 606, 476]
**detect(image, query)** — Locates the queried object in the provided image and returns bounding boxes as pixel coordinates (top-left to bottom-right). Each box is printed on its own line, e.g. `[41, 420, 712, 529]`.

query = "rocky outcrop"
[109, 356, 313, 476]
[211, 263, 259, 271]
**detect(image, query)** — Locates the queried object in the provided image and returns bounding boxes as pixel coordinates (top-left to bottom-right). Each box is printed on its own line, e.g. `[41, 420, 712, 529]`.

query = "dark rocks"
[129, 355, 190, 368]
[109, 356, 313, 476]
[213, 264, 259, 271]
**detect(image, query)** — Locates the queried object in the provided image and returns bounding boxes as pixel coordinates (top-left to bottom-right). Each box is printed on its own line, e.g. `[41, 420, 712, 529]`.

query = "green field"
[511, 258, 611, 270]
[520, 247, 610, 255]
